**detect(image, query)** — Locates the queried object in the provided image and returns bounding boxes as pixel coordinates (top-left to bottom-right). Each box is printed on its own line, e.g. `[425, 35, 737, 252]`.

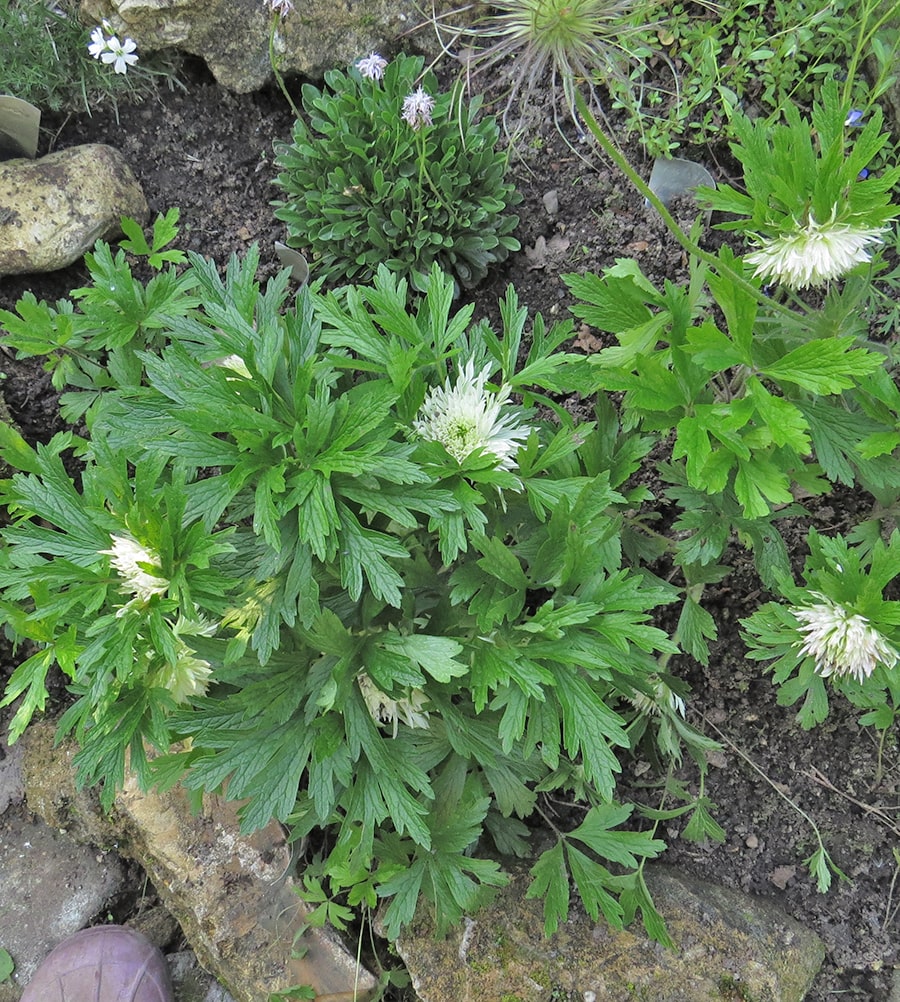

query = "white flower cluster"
[357, 673, 430, 737]
[792, 594, 899, 684]
[746, 213, 885, 290]
[414, 361, 529, 471]
[626, 678, 686, 718]
[88, 21, 138, 75]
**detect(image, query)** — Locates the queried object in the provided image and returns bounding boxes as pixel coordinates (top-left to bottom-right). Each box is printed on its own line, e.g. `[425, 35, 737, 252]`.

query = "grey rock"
[78, 0, 467, 94]
[0, 739, 25, 815]
[390, 864, 825, 1002]
[167, 952, 237, 1002]
[0, 143, 147, 276]
[0, 817, 126, 1002]
[21, 721, 376, 1002]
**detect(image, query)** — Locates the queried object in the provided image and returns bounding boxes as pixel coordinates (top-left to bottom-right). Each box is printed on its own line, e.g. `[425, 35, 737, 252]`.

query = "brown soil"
[1, 57, 898, 1001]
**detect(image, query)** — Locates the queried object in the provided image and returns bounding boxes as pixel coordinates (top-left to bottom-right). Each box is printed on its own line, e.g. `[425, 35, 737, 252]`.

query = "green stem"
[843, 0, 900, 108]
[413, 130, 427, 232]
[574, 92, 802, 324]
[269, 14, 301, 119]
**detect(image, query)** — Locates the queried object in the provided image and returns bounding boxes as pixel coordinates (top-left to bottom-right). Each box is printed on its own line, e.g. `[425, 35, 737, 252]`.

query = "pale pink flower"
[266, 0, 294, 17]
[356, 53, 388, 81]
[401, 87, 435, 130]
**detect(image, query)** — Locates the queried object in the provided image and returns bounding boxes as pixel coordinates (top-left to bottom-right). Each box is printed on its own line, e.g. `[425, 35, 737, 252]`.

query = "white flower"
[401, 87, 435, 130]
[100, 35, 139, 75]
[356, 53, 388, 81]
[265, 0, 294, 17]
[150, 618, 216, 703]
[87, 26, 108, 60]
[357, 673, 430, 737]
[791, 594, 899, 684]
[414, 361, 529, 471]
[745, 214, 885, 290]
[102, 534, 168, 606]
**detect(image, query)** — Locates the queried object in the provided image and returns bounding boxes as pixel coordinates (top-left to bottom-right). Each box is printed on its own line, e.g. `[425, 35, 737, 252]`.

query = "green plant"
[0, 220, 697, 942]
[605, 0, 900, 157]
[696, 78, 900, 292]
[0, 948, 13, 984]
[0, 0, 180, 114]
[566, 87, 900, 886]
[272, 53, 520, 292]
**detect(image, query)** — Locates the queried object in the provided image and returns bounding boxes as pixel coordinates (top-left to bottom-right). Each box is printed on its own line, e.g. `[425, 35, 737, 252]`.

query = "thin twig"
[804, 766, 900, 839]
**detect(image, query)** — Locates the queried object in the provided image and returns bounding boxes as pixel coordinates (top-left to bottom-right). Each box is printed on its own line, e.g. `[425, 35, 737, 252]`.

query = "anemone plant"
[464, 0, 660, 139]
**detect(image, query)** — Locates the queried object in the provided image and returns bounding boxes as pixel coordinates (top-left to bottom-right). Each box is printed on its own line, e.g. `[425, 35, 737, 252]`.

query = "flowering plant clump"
[0, 225, 709, 942]
[696, 78, 900, 290]
[272, 53, 521, 291]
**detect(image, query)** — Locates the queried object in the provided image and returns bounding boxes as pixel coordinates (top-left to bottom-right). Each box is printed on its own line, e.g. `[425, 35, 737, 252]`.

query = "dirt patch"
[1, 57, 898, 1001]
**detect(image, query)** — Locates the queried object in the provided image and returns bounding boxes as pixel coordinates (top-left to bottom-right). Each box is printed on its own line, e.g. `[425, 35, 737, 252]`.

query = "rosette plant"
[272, 53, 521, 291]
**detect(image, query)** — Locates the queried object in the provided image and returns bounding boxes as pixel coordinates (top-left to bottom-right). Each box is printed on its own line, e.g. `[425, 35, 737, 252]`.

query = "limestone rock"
[390, 864, 825, 1002]
[78, 0, 465, 93]
[21, 721, 376, 1002]
[0, 817, 126, 1001]
[0, 143, 147, 276]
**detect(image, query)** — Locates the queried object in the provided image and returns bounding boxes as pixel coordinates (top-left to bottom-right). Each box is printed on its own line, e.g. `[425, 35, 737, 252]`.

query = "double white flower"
[102, 534, 168, 609]
[791, 594, 899, 684]
[746, 214, 885, 290]
[414, 361, 529, 471]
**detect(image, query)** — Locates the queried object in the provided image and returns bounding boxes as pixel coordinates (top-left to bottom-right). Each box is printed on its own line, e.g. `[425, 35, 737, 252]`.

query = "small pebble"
[745, 834, 759, 849]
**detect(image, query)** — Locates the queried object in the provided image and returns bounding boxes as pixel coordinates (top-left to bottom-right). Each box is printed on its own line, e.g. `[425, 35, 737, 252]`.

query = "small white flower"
[102, 534, 168, 605]
[356, 53, 388, 81]
[357, 673, 430, 737]
[792, 594, 899, 684]
[100, 35, 139, 75]
[414, 361, 529, 471]
[265, 0, 294, 17]
[745, 214, 885, 290]
[401, 86, 435, 130]
[87, 26, 108, 60]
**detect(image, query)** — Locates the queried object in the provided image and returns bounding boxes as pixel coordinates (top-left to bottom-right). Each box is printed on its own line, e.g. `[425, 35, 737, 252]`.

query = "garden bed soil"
[1, 58, 898, 1001]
